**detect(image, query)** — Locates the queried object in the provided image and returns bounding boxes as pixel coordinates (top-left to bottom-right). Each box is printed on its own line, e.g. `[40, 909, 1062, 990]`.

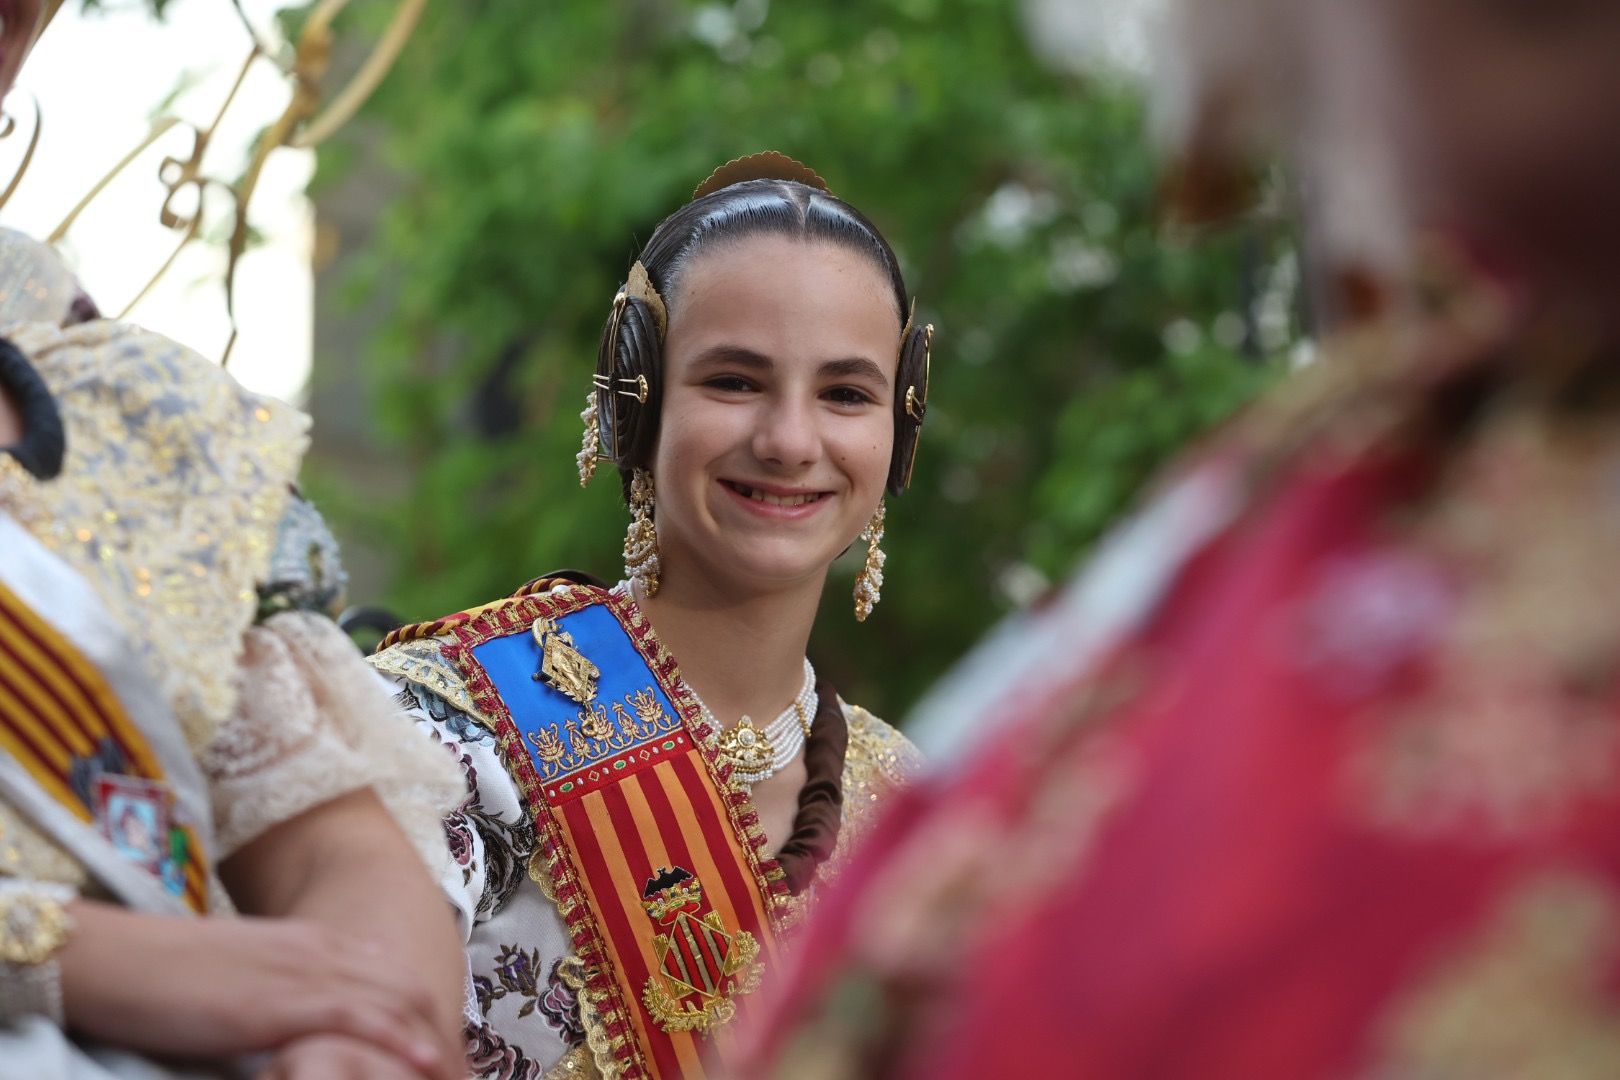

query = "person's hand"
[58, 902, 457, 1079]
[256, 1033, 447, 1080]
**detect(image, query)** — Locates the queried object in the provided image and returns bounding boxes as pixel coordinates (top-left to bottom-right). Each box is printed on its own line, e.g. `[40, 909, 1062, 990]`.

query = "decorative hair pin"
[593, 373, 649, 404]
[620, 261, 667, 338]
[900, 307, 933, 490]
[582, 261, 665, 484]
[614, 153, 826, 350]
[906, 325, 933, 422]
[900, 299, 932, 422]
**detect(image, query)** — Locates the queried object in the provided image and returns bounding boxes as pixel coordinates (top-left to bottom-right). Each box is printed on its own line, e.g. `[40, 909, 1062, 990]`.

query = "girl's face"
[650, 234, 900, 599]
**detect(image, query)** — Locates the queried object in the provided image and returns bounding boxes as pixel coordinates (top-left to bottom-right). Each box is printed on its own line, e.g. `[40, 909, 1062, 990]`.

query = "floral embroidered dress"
[372, 579, 917, 1080]
[747, 290, 1620, 1078]
[0, 228, 464, 1072]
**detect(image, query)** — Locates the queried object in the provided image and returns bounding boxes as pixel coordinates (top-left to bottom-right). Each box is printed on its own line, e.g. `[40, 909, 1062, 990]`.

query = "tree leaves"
[315, 0, 1294, 719]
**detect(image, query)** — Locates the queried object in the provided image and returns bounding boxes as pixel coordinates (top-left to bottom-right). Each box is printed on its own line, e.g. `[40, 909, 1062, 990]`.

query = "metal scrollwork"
[3, 0, 426, 365]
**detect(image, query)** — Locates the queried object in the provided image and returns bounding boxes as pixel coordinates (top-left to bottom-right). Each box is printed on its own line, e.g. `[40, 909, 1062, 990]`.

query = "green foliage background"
[310, 0, 1293, 720]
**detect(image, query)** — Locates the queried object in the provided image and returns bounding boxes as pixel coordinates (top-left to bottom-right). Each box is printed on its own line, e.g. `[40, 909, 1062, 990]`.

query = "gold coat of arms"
[640, 866, 763, 1033]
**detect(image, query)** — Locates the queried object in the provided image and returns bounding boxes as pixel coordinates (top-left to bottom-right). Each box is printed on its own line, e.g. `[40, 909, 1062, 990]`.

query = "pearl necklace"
[705, 659, 816, 787]
[611, 581, 815, 786]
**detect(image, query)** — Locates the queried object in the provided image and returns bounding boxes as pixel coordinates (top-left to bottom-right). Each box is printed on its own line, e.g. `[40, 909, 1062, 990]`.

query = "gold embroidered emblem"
[578, 701, 615, 743]
[524, 685, 682, 782]
[531, 617, 600, 705]
[622, 688, 669, 739]
[640, 866, 763, 1034]
[529, 726, 567, 766]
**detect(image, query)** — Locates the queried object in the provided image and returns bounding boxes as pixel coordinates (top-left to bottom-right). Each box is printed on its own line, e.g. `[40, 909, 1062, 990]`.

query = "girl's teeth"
[741, 486, 816, 506]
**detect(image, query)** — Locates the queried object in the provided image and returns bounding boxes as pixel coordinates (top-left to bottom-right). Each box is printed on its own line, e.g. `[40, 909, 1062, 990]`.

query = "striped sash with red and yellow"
[0, 580, 209, 912]
[414, 583, 789, 1079]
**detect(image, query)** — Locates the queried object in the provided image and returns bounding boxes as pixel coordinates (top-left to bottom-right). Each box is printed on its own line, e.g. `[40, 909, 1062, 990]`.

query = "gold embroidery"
[1353, 409, 1620, 839]
[542, 1045, 599, 1080]
[0, 803, 86, 889]
[0, 319, 304, 750]
[522, 688, 679, 783]
[578, 702, 615, 744]
[617, 688, 668, 741]
[642, 931, 761, 1033]
[640, 867, 764, 1034]
[838, 705, 921, 855]
[369, 639, 489, 724]
[1368, 874, 1620, 1079]
[558, 953, 621, 1080]
[530, 726, 568, 767]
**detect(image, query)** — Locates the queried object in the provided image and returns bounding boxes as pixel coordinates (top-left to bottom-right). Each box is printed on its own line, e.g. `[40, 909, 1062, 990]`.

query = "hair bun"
[692, 151, 832, 200]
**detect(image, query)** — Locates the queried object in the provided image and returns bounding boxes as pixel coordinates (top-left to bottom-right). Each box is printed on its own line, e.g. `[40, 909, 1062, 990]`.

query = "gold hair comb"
[692, 151, 831, 201]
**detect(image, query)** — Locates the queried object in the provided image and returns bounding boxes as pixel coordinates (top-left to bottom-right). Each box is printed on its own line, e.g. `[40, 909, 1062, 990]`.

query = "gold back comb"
[692, 151, 831, 201]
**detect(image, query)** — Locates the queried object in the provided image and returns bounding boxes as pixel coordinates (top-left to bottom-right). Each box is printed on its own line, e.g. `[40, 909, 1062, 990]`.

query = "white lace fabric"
[202, 611, 466, 870]
[0, 317, 307, 753]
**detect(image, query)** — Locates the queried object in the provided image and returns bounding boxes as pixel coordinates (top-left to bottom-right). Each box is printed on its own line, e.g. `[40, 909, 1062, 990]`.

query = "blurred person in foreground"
[743, 0, 1620, 1076]
[0, 2, 467, 1077]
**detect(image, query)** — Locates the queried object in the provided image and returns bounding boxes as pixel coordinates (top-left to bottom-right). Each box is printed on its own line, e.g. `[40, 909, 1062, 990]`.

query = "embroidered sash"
[0, 514, 211, 915]
[414, 583, 788, 1079]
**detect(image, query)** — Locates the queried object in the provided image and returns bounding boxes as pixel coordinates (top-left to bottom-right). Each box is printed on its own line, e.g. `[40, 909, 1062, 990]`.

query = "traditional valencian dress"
[0, 229, 464, 1076]
[370, 574, 918, 1079]
[745, 287, 1620, 1077]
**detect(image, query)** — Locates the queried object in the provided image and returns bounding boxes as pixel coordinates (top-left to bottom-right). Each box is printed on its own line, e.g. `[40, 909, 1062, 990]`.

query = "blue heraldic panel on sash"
[471, 603, 684, 807]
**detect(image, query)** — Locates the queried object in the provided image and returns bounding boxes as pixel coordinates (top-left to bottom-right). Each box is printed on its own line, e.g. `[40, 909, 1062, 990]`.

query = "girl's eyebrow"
[689, 347, 888, 385]
[819, 357, 888, 384]
[690, 345, 772, 370]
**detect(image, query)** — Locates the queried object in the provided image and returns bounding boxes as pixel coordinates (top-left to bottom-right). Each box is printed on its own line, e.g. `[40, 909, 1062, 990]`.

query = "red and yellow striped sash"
[0, 581, 208, 912]
[432, 584, 789, 1079]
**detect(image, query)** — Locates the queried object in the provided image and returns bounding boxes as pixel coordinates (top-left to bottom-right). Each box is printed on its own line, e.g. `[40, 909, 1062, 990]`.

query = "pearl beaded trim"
[702, 658, 816, 786]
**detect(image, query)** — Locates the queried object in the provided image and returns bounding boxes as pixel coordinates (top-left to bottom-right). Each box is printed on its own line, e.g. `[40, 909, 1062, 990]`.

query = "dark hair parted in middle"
[594, 178, 930, 501]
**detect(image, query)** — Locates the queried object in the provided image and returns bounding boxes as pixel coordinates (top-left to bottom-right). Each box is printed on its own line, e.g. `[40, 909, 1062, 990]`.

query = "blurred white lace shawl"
[0, 227, 462, 882]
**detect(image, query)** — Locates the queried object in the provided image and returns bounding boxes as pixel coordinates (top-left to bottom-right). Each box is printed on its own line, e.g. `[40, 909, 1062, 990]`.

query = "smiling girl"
[370, 154, 926, 1079]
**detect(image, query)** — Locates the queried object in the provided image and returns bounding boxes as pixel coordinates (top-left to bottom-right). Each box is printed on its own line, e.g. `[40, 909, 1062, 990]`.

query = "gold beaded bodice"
[0, 233, 307, 753]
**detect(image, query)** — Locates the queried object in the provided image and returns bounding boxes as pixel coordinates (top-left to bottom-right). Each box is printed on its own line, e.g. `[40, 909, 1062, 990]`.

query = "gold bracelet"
[0, 882, 74, 1025]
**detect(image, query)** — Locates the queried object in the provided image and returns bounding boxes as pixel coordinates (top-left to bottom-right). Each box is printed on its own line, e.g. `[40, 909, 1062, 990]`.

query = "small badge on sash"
[93, 773, 190, 897]
[531, 617, 601, 704]
[641, 866, 763, 1034]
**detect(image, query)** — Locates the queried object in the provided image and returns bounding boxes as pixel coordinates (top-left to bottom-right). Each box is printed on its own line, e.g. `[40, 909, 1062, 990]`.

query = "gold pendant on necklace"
[717, 717, 776, 777]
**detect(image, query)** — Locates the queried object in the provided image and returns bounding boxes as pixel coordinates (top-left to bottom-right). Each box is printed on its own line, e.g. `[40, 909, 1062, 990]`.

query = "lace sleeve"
[200, 611, 466, 870]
